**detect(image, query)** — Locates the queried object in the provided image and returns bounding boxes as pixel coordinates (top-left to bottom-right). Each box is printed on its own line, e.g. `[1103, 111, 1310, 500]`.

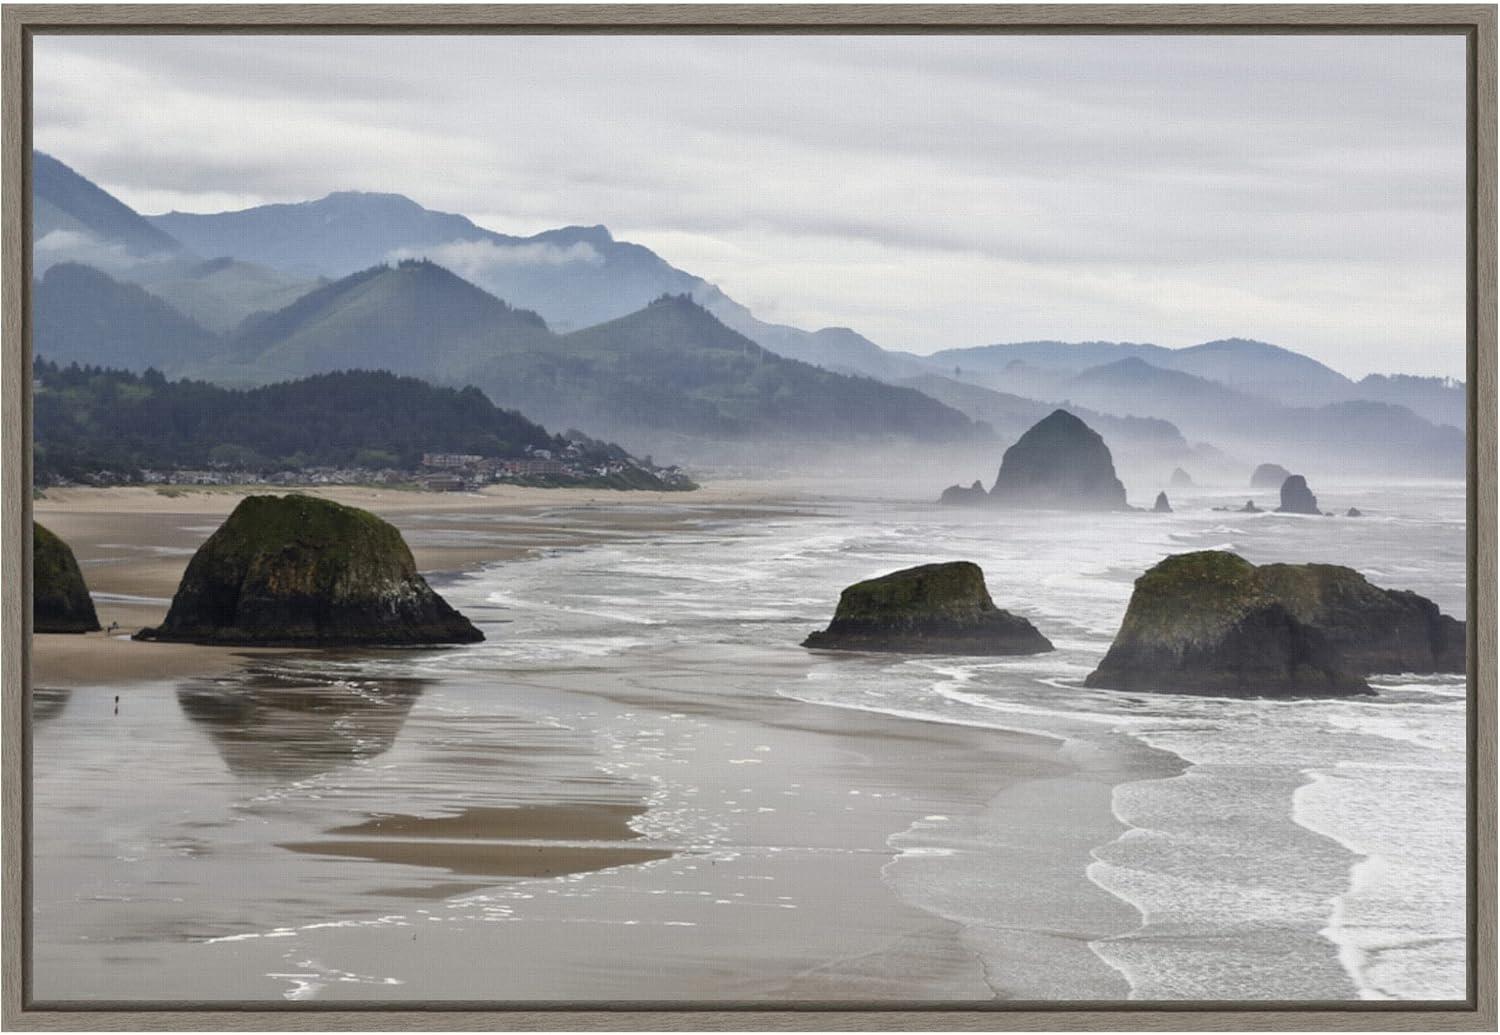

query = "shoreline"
[31, 481, 1164, 1001]
[30, 481, 811, 689]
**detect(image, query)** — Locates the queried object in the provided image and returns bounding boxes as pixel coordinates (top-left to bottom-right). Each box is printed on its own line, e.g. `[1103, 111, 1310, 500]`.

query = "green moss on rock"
[135, 494, 482, 646]
[804, 561, 1053, 655]
[1085, 550, 1464, 696]
[33, 523, 100, 633]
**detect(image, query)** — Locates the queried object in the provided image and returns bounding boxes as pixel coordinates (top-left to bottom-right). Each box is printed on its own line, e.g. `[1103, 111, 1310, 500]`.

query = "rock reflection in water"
[176, 666, 426, 780]
[31, 687, 72, 724]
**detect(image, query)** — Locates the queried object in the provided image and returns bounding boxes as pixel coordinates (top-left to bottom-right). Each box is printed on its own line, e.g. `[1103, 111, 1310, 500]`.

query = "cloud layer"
[32, 33, 1468, 377]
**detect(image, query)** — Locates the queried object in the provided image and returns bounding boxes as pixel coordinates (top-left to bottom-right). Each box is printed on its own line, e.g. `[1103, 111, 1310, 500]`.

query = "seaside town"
[53, 442, 695, 493]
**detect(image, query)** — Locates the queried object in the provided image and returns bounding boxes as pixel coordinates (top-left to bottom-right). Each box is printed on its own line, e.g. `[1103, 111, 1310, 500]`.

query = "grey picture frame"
[1, 4, 1494, 1030]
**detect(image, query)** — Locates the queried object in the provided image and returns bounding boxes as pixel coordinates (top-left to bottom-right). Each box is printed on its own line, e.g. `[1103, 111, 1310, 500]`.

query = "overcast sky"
[33, 33, 1468, 378]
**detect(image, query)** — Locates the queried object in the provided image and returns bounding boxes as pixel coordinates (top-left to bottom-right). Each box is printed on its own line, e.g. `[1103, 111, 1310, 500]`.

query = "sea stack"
[1169, 468, 1194, 488]
[803, 561, 1053, 655]
[33, 523, 100, 633]
[1251, 463, 1292, 489]
[988, 409, 1130, 510]
[1084, 550, 1465, 696]
[1277, 475, 1320, 515]
[135, 494, 483, 646]
[1153, 492, 1173, 513]
[938, 480, 988, 506]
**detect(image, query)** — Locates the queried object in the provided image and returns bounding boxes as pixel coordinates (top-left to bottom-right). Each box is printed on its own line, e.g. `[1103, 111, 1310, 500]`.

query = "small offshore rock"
[1153, 492, 1173, 513]
[939, 480, 988, 506]
[1277, 475, 1320, 515]
[804, 561, 1053, 655]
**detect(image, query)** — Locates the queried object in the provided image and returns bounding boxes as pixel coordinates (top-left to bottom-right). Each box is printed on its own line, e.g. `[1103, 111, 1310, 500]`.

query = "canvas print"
[27, 33, 1469, 1004]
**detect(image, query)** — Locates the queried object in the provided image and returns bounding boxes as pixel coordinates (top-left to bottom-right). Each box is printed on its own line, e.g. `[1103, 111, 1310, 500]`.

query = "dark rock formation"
[1240, 500, 1261, 513]
[988, 409, 1129, 510]
[136, 494, 483, 646]
[1084, 551, 1465, 696]
[33, 523, 100, 633]
[1277, 475, 1320, 515]
[1153, 492, 1173, 513]
[1251, 463, 1292, 489]
[803, 561, 1053, 655]
[1346, 508, 1363, 517]
[1169, 467, 1194, 488]
[939, 480, 988, 506]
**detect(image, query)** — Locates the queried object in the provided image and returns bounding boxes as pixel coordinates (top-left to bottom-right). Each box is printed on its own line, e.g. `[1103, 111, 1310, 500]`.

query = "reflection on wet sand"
[176, 666, 426, 780]
[31, 687, 72, 724]
[282, 803, 672, 880]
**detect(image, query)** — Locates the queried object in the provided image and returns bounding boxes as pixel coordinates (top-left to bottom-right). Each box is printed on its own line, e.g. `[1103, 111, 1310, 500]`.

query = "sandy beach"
[30, 481, 799, 688]
[28, 480, 1150, 1003]
[28, 480, 1466, 1002]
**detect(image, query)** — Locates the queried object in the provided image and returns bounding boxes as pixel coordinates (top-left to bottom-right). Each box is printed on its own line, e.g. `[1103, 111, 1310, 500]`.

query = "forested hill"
[31, 361, 645, 485]
[463, 294, 983, 442]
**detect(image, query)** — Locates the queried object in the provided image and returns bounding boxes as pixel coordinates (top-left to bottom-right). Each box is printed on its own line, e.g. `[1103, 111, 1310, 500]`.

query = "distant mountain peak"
[534, 224, 615, 246]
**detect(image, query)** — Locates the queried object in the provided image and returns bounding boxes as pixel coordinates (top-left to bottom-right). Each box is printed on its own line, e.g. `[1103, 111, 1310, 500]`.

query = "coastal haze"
[28, 34, 1468, 1003]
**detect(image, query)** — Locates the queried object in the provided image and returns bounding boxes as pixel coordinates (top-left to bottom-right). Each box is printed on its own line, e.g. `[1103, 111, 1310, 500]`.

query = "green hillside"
[468, 294, 979, 441]
[204, 259, 552, 383]
[34, 263, 219, 372]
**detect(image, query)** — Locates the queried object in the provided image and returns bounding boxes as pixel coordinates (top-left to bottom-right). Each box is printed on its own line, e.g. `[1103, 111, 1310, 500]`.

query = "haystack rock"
[1251, 463, 1292, 489]
[33, 523, 100, 633]
[1153, 492, 1173, 513]
[939, 480, 988, 506]
[1084, 550, 1465, 696]
[988, 410, 1129, 510]
[1169, 468, 1194, 488]
[1277, 475, 1320, 515]
[135, 494, 482, 646]
[803, 561, 1053, 655]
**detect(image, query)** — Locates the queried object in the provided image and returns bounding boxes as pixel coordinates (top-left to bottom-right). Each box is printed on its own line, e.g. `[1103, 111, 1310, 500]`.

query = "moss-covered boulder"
[135, 494, 482, 646]
[989, 410, 1129, 510]
[1277, 475, 1320, 515]
[34, 523, 100, 633]
[1256, 562, 1465, 676]
[1085, 550, 1464, 696]
[803, 561, 1053, 655]
[1251, 463, 1292, 489]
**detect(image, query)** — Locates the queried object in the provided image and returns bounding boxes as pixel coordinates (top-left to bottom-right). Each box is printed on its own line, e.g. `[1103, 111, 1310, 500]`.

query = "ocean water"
[422, 481, 1468, 1001]
[31, 481, 1467, 1002]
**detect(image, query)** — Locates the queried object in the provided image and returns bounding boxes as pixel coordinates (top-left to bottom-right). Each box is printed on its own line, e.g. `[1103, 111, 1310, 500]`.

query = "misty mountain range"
[31, 151, 1465, 480]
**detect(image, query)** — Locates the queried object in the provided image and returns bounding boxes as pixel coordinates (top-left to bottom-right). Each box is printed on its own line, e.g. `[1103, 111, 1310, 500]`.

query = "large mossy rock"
[1251, 463, 1292, 489]
[989, 410, 1129, 510]
[34, 523, 100, 633]
[135, 494, 482, 646]
[1276, 475, 1320, 515]
[803, 561, 1053, 655]
[1084, 551, 1465, 696]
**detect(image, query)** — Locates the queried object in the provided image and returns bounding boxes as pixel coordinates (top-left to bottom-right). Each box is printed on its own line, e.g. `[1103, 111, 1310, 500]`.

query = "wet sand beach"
[28, 481, 1147, 1003]
[32, 481, 1462, 1002]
